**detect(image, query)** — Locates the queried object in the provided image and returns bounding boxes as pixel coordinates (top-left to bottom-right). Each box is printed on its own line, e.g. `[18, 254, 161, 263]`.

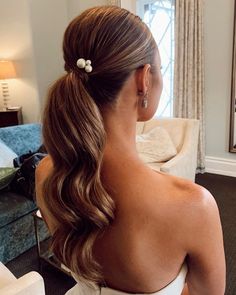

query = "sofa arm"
[160, 120, 199, 181]
[0, 262, 16, 289]
[0, 271, 45, 295]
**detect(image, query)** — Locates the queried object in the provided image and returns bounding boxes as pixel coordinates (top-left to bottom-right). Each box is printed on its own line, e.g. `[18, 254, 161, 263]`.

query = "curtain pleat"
[174, 0, 205, 172]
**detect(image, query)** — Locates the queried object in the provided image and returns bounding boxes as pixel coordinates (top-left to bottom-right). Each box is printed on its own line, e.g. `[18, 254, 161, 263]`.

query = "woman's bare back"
[36, 154, 212, 293]
[92, 155, 198, 292]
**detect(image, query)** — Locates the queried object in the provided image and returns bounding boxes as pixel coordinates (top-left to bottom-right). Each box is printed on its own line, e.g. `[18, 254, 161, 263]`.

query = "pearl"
[76, 58, 86, 68]
[85, 60, 91, 65]
[85, 65, 93, 73]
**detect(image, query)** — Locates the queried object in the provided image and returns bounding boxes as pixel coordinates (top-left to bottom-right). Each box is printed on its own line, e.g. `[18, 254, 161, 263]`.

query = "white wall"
[67, 0, 106, 21]
[204, 0, 236, 175]
[28, 0, 68, 114]
[0, 0, 39, 123]
[67, 0, 136, 21]
[0, 0, 68, 123]
[121, 0, 136, 13]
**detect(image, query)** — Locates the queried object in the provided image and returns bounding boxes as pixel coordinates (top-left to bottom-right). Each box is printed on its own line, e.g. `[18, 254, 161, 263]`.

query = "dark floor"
[195, 173, 236, 295]
[6, 173, 236, 295]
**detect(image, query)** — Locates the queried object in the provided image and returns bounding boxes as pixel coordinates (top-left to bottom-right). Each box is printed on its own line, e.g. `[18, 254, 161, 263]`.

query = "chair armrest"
[0, 271, 45, 295]
[161, 120, 199, 181]
[0, 262, 16, 288]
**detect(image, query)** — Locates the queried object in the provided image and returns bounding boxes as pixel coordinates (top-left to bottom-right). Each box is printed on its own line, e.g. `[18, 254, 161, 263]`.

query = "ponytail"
[42, 73, 115, 282]
[42, 4, 157, 283]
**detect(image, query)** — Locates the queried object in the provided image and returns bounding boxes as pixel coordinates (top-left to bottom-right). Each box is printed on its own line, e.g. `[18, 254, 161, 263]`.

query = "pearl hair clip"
[76, 58, 93, 73]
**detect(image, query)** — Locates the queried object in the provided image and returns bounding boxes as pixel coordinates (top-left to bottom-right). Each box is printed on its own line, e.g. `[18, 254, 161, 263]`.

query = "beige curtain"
[174, 0, 205, 172]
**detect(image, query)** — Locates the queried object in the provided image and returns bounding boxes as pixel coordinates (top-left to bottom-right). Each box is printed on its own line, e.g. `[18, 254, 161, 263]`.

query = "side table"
[32, 210, 71, 276]
[0, 107, 23, 127]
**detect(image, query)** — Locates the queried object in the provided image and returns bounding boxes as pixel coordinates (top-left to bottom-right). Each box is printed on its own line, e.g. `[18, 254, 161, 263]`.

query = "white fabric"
[0, 262, 16, 289]
[136, 127, 177, 164]
[65, 263, 187, 295]
[0, 140, 17, 167]
[136, 118, 200, 181]
[0, 262, 45, 295]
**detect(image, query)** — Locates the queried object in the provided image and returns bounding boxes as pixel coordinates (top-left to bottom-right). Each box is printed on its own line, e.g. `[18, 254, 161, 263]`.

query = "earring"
[142, 92, 148, 109]
[142, 98, 148, 109]
[138, 90, 148, 109]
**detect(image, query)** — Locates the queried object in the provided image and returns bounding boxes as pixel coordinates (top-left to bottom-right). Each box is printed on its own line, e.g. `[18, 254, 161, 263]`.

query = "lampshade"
[0, 60, 16, 79]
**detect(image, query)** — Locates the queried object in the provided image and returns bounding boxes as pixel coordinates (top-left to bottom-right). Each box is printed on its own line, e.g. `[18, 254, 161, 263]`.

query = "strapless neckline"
[66, 263, 188, 295]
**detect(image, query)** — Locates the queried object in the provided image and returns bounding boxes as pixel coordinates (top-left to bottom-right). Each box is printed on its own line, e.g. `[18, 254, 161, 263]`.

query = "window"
[137, 0, 175, 117]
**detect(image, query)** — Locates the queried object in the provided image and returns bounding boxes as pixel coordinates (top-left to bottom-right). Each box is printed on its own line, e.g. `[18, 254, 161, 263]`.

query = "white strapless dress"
[65, 263, 187, 295]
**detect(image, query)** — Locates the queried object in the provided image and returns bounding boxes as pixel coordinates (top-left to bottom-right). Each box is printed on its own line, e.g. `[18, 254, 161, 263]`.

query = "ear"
[135, 64, 151, 95]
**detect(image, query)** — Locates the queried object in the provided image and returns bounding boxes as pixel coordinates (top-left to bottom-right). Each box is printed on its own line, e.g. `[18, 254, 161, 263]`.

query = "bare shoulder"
[170, 176, 225, 294]
[174, 175, 219, 226]
[134, 170, 218, 222]
[152, 173, 221, 242]
[167, 173, 218, 211]
[35, 155, 53, 184]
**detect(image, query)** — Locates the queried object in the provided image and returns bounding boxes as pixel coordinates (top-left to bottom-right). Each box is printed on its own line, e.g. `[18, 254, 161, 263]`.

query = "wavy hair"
[42, 6, 157, 283]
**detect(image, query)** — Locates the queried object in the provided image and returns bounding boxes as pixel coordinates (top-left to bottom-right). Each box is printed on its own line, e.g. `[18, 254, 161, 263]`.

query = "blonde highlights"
[42, 6, 156, 283]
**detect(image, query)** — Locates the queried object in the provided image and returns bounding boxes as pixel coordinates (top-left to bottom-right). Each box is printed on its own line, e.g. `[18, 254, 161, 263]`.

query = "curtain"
[174, 0, 205, 173]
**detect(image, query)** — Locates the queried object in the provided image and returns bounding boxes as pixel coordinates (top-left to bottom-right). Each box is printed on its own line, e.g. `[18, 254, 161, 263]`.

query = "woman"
[36, 6, 225, 295]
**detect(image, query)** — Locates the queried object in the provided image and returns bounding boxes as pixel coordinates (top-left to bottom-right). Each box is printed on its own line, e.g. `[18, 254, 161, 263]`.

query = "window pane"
[137, 0, 175, 117]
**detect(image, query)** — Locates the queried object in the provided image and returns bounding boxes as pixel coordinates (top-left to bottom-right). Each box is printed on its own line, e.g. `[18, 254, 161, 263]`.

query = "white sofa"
[136, 118, 200, 181]
[0, 262, 45, 295]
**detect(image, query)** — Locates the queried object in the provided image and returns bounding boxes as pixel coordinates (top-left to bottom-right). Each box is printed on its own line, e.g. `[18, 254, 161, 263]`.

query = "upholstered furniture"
[0, 124, 48, 263]
[136, 118, 200, 181]
[0, 261, 45, 295]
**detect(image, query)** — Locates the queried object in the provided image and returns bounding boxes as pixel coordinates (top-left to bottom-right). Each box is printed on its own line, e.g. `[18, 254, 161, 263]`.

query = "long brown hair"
[42, 6, 157, 283]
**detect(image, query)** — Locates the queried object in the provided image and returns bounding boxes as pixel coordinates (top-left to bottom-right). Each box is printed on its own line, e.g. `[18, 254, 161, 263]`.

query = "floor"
[6, 172, 236, 295]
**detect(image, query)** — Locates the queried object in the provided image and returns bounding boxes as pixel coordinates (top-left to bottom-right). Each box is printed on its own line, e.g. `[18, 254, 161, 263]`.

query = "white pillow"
[136, 127, 177, 163]
[0, 139, 17, 167]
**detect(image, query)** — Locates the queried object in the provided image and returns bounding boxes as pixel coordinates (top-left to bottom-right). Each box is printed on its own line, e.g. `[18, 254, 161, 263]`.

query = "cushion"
[136, 122, 145, 135]
[0, 140, 17, 167]
[136, 127, 177, 163]
[0, 191, 37, 228]
[0, 168, 18, 190]
[0, 124, 42, 156]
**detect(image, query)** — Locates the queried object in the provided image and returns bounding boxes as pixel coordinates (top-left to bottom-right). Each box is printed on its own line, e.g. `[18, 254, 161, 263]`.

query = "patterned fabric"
[0, 192, 36, 228]
[173, 0, 205, 172]
[0, 206, 49, 263]
[0, 123, 48, 263]
[136, 127, 177, 163]
[0, 124, 42, 156]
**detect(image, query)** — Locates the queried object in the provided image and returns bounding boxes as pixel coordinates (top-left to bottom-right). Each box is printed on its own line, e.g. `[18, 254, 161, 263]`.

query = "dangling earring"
[138, 90, 148, 109]
[142, 92, 148, 109]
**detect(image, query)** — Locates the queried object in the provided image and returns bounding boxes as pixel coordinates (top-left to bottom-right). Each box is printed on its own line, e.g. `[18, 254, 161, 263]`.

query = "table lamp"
[0, 60, 16, 109]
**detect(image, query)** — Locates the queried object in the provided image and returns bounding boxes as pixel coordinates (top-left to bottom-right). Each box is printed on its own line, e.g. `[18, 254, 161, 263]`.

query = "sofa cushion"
[0, 124, 42, 156]
[136, 126, 177, 163]
[0, 168, 18, 190]
[142, 118, 188, 152]
[0, 140, 17, 167]
[146, 162, 162, 172]
[136, 122, 145, 135]
[0, 191, 36, 228]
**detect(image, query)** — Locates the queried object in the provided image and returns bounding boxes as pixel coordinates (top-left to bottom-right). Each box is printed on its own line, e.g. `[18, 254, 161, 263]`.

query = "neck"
[102, 109, 138, 157]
